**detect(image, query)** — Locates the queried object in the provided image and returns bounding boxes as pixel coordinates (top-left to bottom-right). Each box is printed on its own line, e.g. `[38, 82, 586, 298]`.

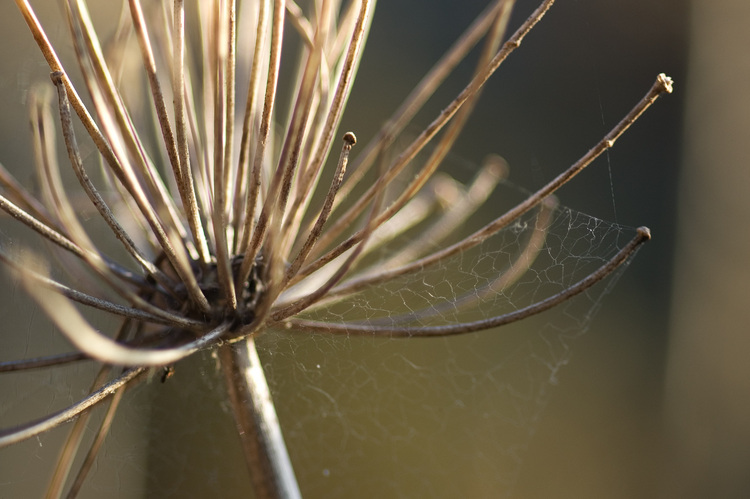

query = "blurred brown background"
[1, 0, 748, 498]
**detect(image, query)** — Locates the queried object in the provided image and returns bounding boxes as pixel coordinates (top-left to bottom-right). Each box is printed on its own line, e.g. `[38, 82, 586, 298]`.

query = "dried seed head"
[0, 1, 670, 496]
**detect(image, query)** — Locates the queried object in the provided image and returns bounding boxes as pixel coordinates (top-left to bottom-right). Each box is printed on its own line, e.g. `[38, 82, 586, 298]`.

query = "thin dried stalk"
[285, 227, 652, 336]
[0, 368, 146, 447]
[299, 74, 672, 301]
[301, 0, 549, 269]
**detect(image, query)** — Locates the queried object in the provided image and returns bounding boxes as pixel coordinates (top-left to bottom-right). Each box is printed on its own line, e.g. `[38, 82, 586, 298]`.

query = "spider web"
[0, 180, 640, 498]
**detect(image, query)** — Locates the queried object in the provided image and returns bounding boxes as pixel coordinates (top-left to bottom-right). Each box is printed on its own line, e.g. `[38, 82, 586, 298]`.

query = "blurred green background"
[2, 0, 748, 498]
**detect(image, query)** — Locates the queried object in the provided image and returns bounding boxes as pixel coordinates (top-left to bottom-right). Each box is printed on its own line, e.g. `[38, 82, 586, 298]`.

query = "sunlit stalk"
[219, 338, 301, 499]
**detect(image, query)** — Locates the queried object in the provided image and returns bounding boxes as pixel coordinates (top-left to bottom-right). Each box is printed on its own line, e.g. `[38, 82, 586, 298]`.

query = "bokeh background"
[1, 0, 748, 497]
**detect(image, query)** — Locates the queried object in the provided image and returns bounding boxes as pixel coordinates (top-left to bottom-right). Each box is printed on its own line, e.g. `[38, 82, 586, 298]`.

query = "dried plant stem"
[0, 368, 146, 447]
[173, 0, 212, 264]
[62, 384, 126, 498]
[284, 133, 356, 285]
[131, 0, 211, 265]
[286, 227, 652, 336]
[233, 0, 270, 245]
[272, 134, 390, 321]
[46, 359, 125, 498]
[304, 0, 552, 268]
[16, 0, 211, 313]
[0, 353, 87, 373]
[358, 196, 557, 328]
[236, 0, 285, 257]
[306, 74, 673, 299]
[0, 251, 202, 329]
[333, 0, 512, 211]
[50, 72, 176, 292]
[15, 260, 233, 367]
[218, 338, 301, 499]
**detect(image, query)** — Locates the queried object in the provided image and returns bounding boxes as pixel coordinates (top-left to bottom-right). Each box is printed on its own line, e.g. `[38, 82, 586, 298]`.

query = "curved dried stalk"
[16, 262, 232, 367]
[297, 0, 549, 273]
[50, 72, 178, 293]
[305, 74, 672, 302]
[0, 0, 672, 497]
[46, 360, 126, 497]
[0, 353, 88, 373]
[331, 0, 512, 209]
[285, 227, 651, 337]
[0, 254, 199, 328]
[283, 132, 357, 286]
[273, 74, 671, 318]
[0, 367, 146, 448]
[61, 384, 126, 498]
[357, 194, 557, 328]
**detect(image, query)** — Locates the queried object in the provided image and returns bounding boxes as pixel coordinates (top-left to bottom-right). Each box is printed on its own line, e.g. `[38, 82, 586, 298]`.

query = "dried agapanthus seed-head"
[0, 0, 671, 497]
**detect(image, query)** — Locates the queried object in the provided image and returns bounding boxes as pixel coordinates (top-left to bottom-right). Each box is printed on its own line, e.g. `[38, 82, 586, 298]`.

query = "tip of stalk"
[657, 73, 673, 94]
[343, 131, 357, 145]
[50, 71, 64, 86]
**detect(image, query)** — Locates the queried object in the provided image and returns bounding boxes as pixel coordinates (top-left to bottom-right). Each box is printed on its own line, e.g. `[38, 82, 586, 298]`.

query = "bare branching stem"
[46, 353, 128, 498]
[20, 0, 212, 313]
[0, 254, 201, 328]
